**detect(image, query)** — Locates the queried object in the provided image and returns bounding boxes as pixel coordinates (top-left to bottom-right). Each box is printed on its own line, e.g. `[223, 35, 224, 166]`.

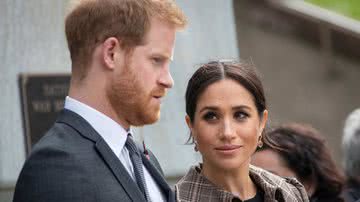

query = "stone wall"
[233, 0, 360, 164]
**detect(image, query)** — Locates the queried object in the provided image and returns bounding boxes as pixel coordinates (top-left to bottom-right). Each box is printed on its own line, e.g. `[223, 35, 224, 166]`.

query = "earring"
[258, 135, 263, 148]
[194, 140, 199, 152]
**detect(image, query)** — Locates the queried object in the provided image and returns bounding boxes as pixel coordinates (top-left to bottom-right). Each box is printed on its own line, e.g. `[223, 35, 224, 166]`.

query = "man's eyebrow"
[151, 53, 171, 60]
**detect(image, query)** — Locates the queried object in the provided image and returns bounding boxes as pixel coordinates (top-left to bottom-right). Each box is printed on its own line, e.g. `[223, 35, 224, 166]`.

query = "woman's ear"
[260, 109, 268, 134]
[185, 115, 192, 131]
[186, 115, 197, 145]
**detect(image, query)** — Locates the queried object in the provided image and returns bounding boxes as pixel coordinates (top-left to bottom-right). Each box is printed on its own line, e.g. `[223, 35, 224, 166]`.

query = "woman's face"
[186, 79, 267, 171]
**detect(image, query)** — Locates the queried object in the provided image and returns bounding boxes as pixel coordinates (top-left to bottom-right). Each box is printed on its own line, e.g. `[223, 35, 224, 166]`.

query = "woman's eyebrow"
[199, 106, 218, 113]
[232, 105, 251, 111]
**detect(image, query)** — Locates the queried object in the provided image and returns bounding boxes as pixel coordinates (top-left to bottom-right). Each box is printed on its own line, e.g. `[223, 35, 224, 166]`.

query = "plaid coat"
[175, 165, 309, 202]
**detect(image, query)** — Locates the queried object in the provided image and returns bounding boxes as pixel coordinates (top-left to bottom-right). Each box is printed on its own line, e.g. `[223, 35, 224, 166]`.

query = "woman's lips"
[215, 144, 242, 154]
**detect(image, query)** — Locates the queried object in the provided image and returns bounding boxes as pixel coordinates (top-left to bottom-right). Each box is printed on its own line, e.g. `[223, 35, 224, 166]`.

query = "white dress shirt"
[64, 96, 165, 202]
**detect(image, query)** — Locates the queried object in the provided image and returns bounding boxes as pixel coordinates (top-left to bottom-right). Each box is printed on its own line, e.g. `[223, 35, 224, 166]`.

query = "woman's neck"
[201, 162, 257, 200]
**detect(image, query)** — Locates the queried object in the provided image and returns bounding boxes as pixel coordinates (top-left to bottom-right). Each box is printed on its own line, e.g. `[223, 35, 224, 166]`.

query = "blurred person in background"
[342, 108, 360, 202]
[175, 60, 309, 202]
[251, 123, 345, 202]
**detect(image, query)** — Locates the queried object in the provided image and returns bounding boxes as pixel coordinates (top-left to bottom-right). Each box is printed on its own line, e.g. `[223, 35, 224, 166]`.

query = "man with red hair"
[13, 0, 187, 201]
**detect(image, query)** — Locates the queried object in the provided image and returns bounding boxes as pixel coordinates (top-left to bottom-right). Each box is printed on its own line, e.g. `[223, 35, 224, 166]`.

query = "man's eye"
[152, 57, 162, 64]
[203, 112, 217, 121]
[234, 111, 248, 121]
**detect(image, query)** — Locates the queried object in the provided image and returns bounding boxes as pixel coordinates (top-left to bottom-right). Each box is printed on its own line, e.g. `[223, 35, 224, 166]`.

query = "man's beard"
[107, 67, 161, 127]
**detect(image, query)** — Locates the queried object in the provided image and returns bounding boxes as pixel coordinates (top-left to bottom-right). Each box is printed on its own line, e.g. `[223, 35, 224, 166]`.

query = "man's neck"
[68, 84, 130, 130]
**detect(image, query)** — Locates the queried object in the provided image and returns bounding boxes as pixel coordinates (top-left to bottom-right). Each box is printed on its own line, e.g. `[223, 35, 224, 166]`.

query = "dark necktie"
[125, 134, 151, 201]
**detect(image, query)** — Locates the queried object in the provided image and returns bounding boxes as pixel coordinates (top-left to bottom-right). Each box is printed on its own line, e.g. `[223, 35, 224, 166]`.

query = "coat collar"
[175, 164, 309, 202]
[56, 109, 145, 201]
[175, 165, 241, 201]
[56, 109, 101, 142]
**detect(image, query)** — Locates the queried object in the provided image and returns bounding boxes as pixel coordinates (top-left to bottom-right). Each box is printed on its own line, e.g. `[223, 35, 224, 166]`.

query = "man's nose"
[159, 66, 174, 88]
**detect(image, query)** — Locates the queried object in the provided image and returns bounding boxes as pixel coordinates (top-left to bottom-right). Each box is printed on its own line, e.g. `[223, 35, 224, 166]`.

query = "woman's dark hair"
[261, 123, 345, 202]
[185, 60, 267, 142]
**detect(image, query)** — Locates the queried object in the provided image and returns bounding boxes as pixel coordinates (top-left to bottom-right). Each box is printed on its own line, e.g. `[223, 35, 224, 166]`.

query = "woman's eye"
[234, 111, 248, 120]
[202, 112, 217, 121]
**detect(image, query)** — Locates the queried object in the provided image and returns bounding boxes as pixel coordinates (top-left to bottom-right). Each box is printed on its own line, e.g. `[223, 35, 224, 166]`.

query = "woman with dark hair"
[175, 60, 308, 202]
[251, 123, 345, 202]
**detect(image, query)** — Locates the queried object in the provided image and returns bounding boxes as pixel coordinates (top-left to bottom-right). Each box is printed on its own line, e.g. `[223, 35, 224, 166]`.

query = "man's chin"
[132, 112, 160, 126]
[146, 112, 160, 124]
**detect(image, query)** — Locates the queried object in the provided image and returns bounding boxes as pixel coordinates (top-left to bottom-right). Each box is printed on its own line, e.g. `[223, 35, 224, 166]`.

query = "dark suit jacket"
[13, 109, 174, 202]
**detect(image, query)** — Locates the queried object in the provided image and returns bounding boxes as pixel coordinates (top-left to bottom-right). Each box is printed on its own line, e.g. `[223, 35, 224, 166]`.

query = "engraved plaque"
[18, 74, 70, 154]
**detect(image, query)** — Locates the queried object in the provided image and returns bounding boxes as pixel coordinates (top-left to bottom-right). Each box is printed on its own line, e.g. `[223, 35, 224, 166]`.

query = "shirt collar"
[64, 96, 129, 156]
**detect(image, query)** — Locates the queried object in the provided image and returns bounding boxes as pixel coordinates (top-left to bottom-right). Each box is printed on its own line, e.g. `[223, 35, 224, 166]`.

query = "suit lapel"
[57, 109, 145, 201]
[141, 154, 175, 202]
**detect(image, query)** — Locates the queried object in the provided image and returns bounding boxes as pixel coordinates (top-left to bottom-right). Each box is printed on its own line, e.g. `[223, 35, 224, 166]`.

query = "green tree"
[307, 0, 360, 21]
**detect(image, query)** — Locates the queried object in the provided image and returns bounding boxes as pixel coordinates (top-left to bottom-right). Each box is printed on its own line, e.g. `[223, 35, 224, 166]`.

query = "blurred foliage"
[306, 0, 360, 21]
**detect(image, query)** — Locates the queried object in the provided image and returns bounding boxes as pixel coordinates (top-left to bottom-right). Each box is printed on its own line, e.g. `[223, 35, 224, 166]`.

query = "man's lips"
[152, 95, 164, 103]
[152, 89, 166, 104]
[152, 91, 166, 99]
[152, 95, 165, 105]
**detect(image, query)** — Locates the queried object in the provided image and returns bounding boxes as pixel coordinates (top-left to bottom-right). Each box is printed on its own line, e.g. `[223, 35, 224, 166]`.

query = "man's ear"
[102, 37, 121, 70]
